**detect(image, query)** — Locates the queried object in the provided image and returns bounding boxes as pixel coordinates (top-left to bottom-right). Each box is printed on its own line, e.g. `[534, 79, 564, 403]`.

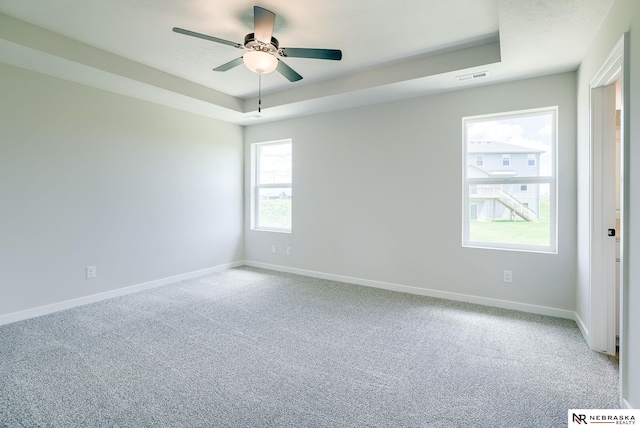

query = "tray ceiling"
[0, 0, 614, 124]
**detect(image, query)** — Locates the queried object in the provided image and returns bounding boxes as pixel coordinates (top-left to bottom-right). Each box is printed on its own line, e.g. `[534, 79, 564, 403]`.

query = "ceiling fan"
[173, 6, 342, 82]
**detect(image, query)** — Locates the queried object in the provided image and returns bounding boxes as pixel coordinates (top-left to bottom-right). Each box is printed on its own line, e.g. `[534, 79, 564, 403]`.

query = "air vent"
[457, 71, 488, 82]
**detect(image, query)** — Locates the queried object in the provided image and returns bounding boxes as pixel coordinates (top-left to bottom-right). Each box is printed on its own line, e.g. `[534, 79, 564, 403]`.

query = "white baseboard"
[244, 261, 577, 320]
[622, 398, 632, 409]
[0, 260, 579, 327]
[574, 311, 590, 346]
[0, 261, 244, 326]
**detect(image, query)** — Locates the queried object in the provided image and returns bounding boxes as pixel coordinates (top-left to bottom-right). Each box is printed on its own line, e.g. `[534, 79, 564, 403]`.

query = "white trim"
[0, 259, 581, 334]
[589, 36, 624, 88]
[588, 34, 625, 358]
[620, 30, 631, 415]
[244, 261, 576, 320]
[621, 398, 632, 410]
[0, 261, 244, 326]
[574, 311, 590, 347]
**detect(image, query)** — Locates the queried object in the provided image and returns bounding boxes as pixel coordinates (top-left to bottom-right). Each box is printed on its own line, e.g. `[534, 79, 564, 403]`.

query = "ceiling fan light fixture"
[243, 50, 278, 74]
[174, 5, 341, 83]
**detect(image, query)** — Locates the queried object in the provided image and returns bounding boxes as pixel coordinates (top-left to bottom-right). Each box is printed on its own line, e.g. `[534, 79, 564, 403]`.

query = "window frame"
[251, 139, 292, 233]
[462, 107, 558, 253]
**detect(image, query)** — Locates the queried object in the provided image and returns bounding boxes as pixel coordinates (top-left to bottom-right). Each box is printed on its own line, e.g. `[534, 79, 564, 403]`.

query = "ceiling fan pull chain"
[258, 73, 262, 113]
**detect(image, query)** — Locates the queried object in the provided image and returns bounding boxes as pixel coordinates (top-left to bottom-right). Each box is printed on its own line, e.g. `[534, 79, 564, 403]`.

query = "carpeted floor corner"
[0, 267, 619, 427]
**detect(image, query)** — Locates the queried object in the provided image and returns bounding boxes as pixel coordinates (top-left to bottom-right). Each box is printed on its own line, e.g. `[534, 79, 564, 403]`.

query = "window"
[252, 140, 292, 232]
[470, 204, 478, 220]
[476, 155, 484, 166]
[463, 107, 557, 252]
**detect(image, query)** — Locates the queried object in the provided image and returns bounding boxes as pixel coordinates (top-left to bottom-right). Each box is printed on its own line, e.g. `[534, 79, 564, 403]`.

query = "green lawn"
[258, 199, 292, 229]
[469, 197, 550, 246]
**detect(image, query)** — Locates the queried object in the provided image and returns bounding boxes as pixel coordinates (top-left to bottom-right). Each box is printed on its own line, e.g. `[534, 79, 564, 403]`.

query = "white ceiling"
[0, 0, 614, 125]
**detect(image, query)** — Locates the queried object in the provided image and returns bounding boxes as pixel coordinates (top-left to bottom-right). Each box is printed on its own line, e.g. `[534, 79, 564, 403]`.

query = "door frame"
[588, 33, 629, 405]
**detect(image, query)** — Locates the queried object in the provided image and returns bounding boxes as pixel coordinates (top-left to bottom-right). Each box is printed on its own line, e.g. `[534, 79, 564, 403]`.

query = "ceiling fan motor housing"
[244, 33, 279, 54]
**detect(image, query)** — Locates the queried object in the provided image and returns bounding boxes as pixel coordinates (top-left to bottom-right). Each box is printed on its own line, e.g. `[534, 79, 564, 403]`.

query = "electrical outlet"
[503, 270, 513, 283]
[87, 266, 96, 279]
[271, 244, 276, 254]
[286, 246, 291, 256]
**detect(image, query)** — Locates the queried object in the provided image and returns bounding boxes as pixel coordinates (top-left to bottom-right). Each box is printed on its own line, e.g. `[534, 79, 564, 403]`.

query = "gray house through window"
[467, 141, 545, 222]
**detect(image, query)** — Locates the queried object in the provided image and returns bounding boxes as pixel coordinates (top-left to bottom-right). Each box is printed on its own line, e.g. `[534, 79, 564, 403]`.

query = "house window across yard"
[462, 107, 557, 253]
[252, 140, 292, 232]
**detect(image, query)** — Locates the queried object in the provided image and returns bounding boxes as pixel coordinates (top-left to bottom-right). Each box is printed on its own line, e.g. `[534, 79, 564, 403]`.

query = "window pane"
[257, 188, 292, 230]
[258, 143, 292, 184]
[468, 183, 550, 247]
[466, 111, 553, 178]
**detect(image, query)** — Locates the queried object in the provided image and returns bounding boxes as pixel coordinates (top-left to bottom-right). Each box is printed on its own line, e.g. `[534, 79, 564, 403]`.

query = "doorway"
[588, 35, 626, 359]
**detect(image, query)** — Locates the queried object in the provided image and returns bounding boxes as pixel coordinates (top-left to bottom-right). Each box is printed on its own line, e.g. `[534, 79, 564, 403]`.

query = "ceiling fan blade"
[254, 6, 276, 44]
[173, 27, 242, 49]
[213, 57, 244, 72]
[280, 47, 342, 61]
[276, 59, 303, 82]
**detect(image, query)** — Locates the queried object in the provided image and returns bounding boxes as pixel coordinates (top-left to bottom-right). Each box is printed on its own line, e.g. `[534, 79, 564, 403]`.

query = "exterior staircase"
[470, 187, 537, 221]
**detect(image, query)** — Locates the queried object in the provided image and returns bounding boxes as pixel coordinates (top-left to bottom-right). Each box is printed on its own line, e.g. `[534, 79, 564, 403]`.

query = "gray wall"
[244, 72, 577, 313]
[576, 0, 640, 409]
[0, 62, 244, 317]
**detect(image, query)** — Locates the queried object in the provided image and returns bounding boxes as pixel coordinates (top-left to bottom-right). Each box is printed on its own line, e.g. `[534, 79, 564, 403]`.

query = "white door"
[590, 83, 618, 356]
